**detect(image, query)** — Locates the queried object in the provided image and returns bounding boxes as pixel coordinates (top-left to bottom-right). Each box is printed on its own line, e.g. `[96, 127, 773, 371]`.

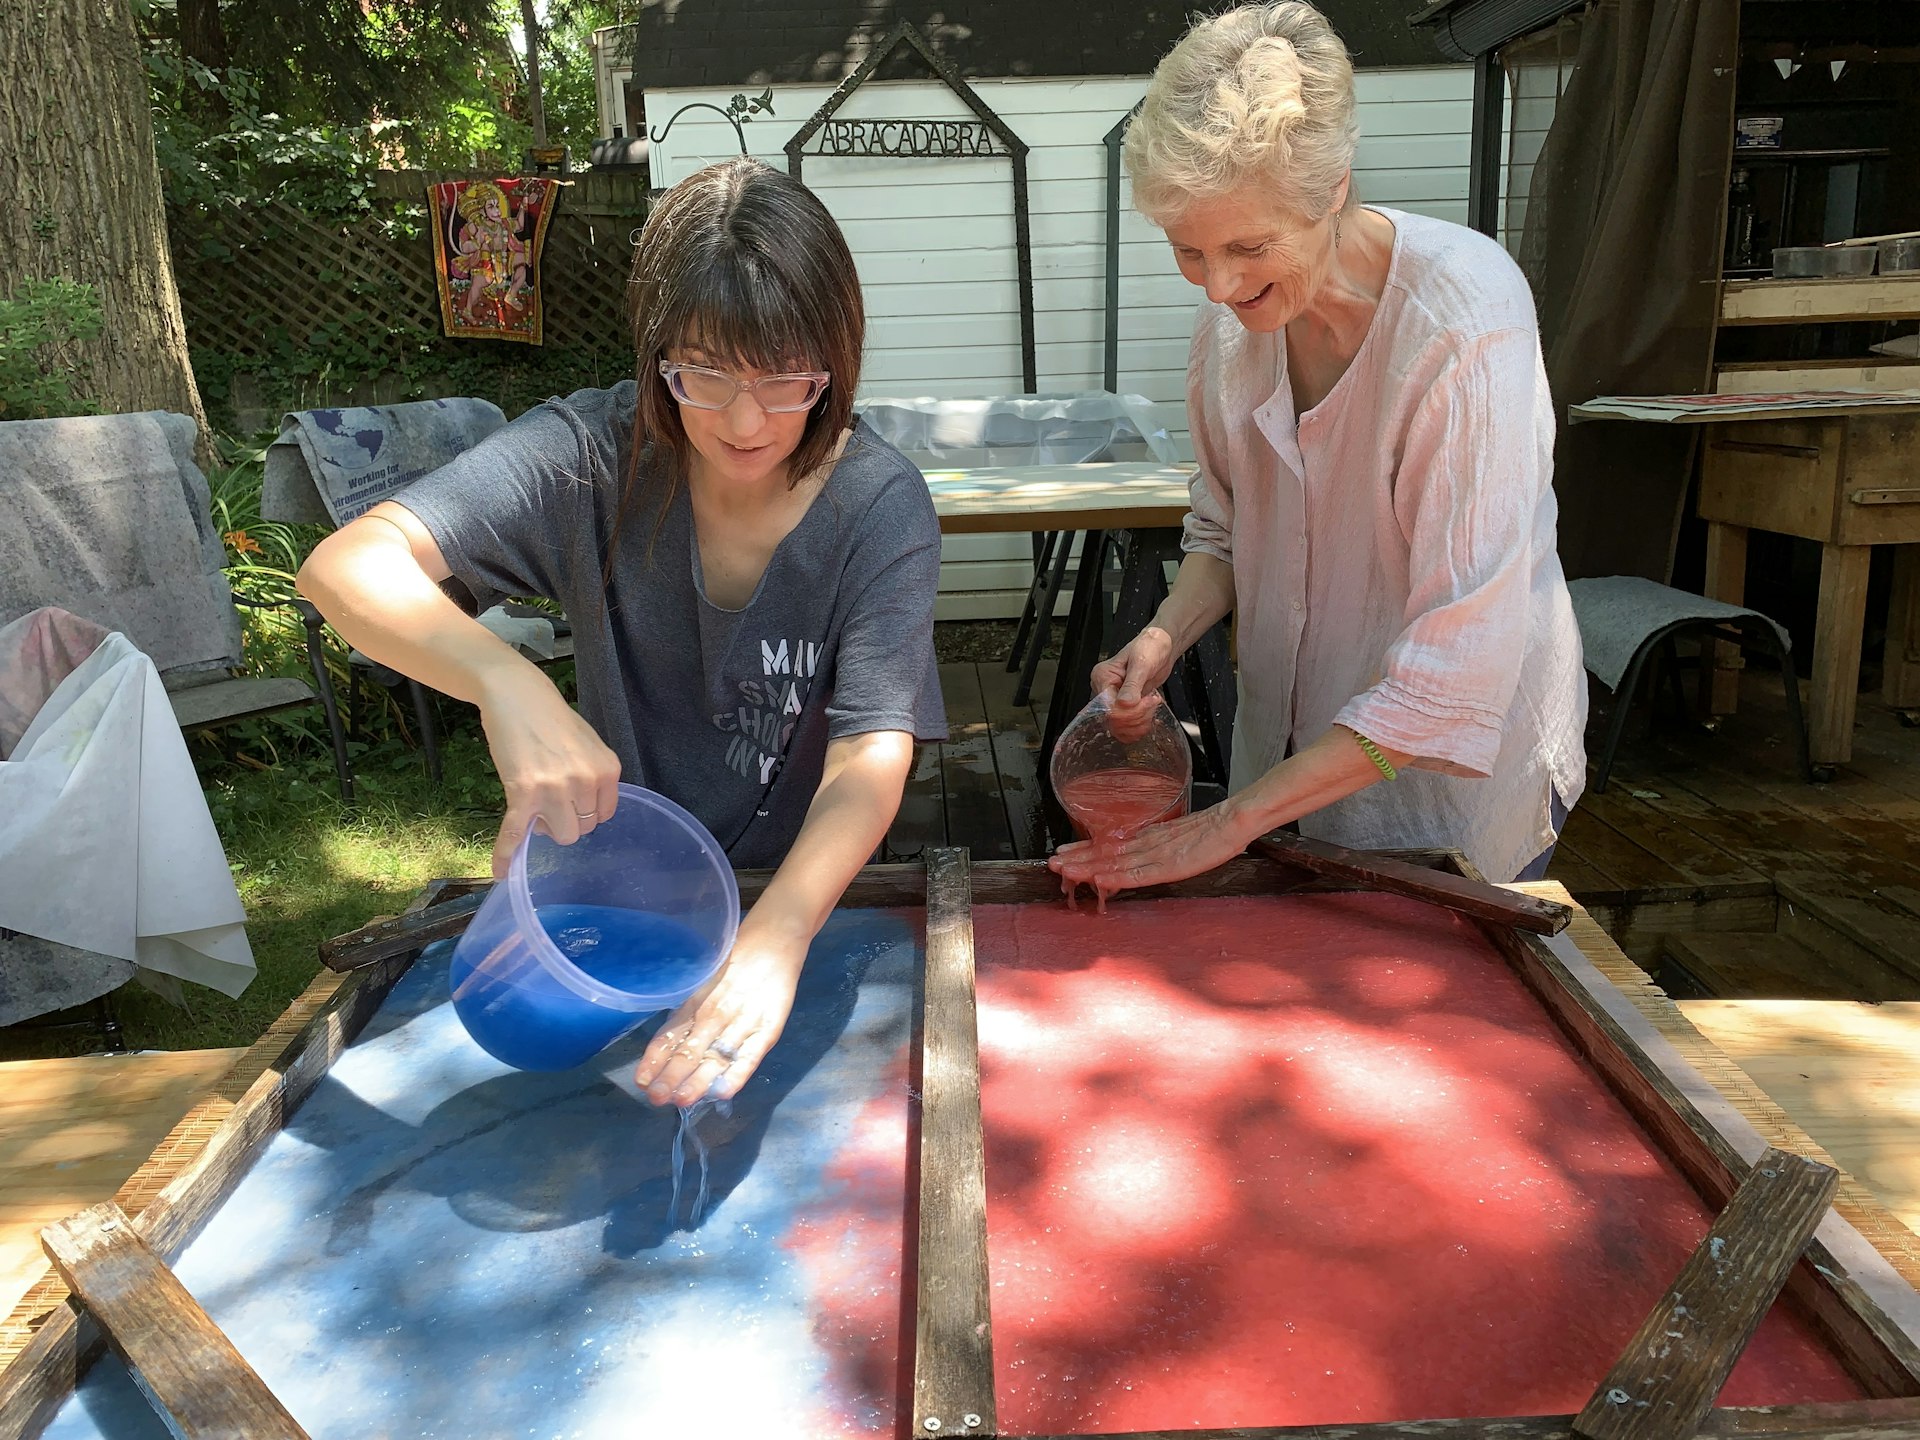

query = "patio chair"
[0, 410, 354, 798]
[1568, 575, 1814, 793]
[264, 397, 521, 785]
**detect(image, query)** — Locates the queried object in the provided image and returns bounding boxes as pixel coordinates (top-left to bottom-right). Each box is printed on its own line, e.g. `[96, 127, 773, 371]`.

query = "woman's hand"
[1091, 625, 1178, 738]
[633, 922, 809, 1106]
[476, 666, 623, 878]
[1048, 801, 1258, 898]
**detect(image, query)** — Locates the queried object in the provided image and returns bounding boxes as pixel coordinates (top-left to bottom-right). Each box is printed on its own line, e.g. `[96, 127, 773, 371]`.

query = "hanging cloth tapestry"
[426, 177, 559, 344]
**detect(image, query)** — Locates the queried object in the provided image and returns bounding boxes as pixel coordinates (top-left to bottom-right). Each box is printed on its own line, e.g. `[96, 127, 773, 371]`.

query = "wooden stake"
[1573, 1147, 1841, 1440]
[40, 1202, 308, 1440]
[912, 847, 996, 1438]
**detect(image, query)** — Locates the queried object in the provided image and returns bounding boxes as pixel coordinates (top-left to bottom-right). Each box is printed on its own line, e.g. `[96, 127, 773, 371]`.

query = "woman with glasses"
[300, 158, 944, 1106]
[1051, 1, 1586, 897]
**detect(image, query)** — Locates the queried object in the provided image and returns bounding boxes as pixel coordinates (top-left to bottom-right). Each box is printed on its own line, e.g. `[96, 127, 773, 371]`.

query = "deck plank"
[1678, 999, 1920, 1236]
[939, 663, 1017, 861]
[1575, 784, 1768, 890]
[887, 739, 947, 863]
[1542, 838, 1620, 898]
[1629, 747, 1920, 897]
[0, 1051, 240, 1323]
[1554, 806, 1698, 896]
[977, 660, 1048, 860]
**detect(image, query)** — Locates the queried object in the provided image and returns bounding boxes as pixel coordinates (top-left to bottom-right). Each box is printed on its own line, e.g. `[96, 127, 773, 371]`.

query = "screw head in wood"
[964, 1415, 983, 1428]
[923, 1419, 942, 1432]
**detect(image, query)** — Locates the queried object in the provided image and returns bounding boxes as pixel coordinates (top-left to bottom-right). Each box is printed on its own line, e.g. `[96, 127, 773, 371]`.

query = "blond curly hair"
[1124, 2, 1359, 225]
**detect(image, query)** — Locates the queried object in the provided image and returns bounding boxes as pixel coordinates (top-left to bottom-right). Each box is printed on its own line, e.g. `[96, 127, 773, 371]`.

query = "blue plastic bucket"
[449, 784, 739, 1071]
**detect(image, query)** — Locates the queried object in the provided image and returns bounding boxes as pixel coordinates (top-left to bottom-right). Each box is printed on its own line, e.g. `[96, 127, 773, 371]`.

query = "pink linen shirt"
[1181, 207, 1587, 882]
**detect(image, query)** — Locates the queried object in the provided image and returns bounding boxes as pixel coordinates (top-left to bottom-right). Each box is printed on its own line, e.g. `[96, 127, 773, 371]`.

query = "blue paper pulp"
[449, 905, 714, 1071]
[43, 909, 920, 1440]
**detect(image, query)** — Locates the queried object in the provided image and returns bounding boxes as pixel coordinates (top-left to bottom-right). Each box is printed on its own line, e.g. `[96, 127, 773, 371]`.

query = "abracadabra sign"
[801, 117, 1002, 158]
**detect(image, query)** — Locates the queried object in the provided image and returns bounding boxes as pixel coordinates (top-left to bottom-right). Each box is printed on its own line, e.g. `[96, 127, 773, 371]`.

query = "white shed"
[617, 7, 1476, 617]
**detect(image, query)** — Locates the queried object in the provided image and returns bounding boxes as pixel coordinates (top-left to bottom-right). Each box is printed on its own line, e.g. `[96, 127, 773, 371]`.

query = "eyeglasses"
[657, 360, 830, 413]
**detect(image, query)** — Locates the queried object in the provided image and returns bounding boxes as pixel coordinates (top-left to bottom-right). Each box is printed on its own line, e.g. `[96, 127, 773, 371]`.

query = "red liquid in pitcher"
[1055, 769, 1188, 912]
[1057, 768, 1188, 840]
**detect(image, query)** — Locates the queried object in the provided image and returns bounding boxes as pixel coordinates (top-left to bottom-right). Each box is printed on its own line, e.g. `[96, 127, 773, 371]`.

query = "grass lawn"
[0, 621, 1028, 1062]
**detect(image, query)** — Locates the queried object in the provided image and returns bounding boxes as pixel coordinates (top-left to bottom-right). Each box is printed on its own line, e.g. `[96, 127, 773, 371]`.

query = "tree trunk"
[519, 0, 548, 147]
[1, 0, 208, 440]
[177, 0, 231, 122]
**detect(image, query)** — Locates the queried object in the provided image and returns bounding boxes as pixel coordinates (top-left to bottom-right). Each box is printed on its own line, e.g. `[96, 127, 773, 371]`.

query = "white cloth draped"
[0, 607, 254, 1000]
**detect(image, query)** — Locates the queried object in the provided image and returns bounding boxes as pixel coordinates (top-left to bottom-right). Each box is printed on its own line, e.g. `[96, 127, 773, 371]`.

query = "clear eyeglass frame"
[657, 360, 831, 413]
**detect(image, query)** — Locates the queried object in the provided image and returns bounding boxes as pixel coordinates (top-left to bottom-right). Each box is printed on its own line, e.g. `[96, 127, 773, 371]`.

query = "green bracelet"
[1353, 731, 1397, 781]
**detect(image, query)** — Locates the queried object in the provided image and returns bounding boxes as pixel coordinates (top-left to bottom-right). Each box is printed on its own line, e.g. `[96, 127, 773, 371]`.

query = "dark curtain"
[1515, 0, 1739, 581]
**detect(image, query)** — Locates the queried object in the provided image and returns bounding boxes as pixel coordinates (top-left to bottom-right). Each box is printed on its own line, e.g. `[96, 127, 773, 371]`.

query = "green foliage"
[0, 279, 105, 421]
[142, 0, 637, 437]
[194, 340, 632, 435]
[146, 48, 392, 222]
[143, 0, 627, 182]
[199, 434, 423, 757]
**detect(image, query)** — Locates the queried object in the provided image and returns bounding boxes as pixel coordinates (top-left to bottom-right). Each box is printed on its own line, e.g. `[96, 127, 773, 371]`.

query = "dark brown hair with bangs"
[618, 157, 864, 548]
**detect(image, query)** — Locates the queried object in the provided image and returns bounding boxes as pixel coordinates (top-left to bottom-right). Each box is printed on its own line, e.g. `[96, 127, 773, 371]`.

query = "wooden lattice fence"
[169, 177, 645, 370]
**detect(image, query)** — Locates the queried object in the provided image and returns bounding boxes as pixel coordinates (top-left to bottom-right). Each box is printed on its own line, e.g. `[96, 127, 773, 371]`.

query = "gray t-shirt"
[396, 381, 946, 867]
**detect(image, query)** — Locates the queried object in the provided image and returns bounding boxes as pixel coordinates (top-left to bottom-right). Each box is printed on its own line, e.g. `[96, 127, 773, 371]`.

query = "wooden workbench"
[923, 461, 1194, 535]
[1573, 396, 1920, 767]
[925, 462, 1233, 839]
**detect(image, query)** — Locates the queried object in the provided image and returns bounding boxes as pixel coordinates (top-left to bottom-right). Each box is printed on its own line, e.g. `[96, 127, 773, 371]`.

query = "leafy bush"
[0, 279, 105, 420]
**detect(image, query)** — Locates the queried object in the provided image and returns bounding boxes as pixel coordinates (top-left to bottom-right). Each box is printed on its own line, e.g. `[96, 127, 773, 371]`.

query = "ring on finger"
[707, 1037, 741, 1063]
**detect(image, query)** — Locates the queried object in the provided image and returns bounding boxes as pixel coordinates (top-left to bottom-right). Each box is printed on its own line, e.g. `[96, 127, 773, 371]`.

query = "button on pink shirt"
[1181, 207, 1586, 882]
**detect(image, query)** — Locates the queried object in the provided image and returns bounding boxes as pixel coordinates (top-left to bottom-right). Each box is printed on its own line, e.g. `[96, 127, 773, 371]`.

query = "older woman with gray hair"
[1051, 0, 1586, 893]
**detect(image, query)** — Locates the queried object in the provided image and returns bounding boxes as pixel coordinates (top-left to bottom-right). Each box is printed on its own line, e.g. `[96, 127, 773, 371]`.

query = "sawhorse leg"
[1702, 521, 1748, 717]
[1886, 543, 1920, 721]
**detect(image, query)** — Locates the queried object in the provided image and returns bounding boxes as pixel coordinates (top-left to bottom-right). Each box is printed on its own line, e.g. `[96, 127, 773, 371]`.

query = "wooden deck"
[0, 1050, 239, 1320]
[912, 652, 1920, 1002]
[1679, 1000, 1920, 1237]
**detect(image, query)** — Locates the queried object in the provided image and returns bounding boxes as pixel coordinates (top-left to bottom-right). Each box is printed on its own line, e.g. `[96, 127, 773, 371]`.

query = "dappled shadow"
[969, 892, 1864, 1435]
[302, 943, 866, 1257]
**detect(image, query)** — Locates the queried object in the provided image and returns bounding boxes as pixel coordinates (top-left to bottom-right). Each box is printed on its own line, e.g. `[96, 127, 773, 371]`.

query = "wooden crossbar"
[1573, 1147, 1842, 1440]
[912, 847, 997, 1437]
[1252, 831, 1573, 934]
[41, 1203, 307, 1440]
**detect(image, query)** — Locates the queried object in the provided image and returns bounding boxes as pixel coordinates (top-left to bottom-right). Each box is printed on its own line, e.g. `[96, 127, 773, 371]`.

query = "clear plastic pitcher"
[449, 784, 739, 1071]
[1048, 691, 1193, 843]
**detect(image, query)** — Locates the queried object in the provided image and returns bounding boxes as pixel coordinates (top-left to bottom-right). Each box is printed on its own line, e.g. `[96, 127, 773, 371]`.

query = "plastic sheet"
[856, 391, 1179, 468]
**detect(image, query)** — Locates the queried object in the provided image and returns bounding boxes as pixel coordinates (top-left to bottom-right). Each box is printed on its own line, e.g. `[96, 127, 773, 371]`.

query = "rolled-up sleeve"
[1334, 328, 1545, 778]
[1180, 310, 1236, 564]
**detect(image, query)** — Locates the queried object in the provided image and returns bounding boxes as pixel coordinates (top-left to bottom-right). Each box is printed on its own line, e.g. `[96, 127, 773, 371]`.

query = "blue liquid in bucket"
[450, 904, 717, 1071]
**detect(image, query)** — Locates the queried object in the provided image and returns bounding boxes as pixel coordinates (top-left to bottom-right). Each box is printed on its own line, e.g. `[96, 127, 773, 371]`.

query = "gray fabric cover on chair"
[1568, 575, 1791, 690]
[264, 396, 507, 525]
[0, 411, 242, 685]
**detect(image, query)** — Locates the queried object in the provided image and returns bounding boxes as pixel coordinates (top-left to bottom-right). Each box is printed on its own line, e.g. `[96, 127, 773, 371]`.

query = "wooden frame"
[9, 856, 1920, 1440]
